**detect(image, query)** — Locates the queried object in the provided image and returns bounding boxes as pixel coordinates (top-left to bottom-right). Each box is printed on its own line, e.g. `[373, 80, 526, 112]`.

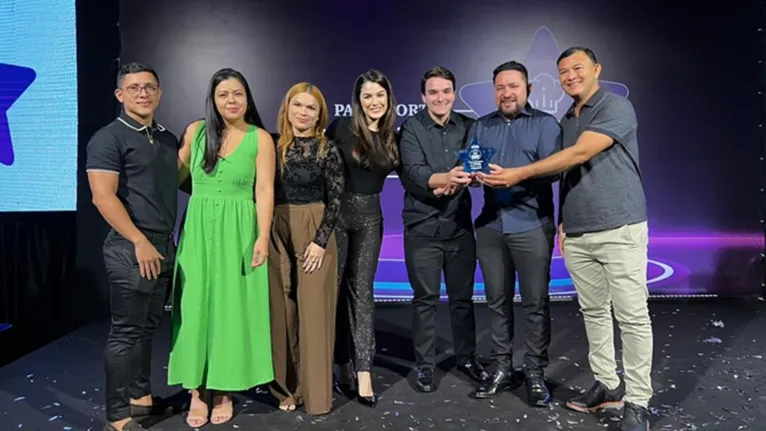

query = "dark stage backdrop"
[119, 0, 764, 299]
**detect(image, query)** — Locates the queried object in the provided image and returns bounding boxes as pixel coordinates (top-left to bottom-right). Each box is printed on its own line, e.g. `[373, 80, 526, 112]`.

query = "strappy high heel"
[210, 392, 233, 424]
[186, 389, 209, 428]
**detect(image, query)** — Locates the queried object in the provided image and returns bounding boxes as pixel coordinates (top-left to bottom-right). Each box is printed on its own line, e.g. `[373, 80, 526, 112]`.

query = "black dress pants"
[476, 223, 555, 375]
[103, 230, 175, 422]
[334, 192, 383, 372]
[404, 228, 477, 369]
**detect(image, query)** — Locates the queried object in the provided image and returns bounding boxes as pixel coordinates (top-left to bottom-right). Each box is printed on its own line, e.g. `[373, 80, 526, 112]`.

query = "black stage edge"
[1, 300, 764, 431]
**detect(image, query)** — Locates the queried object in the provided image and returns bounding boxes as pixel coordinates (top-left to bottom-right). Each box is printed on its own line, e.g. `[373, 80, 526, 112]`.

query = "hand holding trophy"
[456, 138, 497, 187]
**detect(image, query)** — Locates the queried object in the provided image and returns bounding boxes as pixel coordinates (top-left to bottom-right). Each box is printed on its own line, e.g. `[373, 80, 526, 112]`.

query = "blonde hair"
[276, 82, 330, 170]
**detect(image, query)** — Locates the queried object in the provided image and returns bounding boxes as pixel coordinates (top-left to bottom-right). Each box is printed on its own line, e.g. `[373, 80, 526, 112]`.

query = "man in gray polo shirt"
[477, 47, 651, 431]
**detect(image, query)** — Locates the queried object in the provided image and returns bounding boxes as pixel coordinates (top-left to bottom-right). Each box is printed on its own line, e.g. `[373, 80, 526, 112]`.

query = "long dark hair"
[202, 68, 265, 173]
[350, 69, 399, 171]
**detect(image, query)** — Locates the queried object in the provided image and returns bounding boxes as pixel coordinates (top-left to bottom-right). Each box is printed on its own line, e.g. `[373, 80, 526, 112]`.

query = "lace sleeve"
[313, 141, 345, 249]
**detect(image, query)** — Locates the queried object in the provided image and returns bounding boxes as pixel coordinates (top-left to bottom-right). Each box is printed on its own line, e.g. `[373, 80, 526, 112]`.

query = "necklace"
[145, 128, 154, 144]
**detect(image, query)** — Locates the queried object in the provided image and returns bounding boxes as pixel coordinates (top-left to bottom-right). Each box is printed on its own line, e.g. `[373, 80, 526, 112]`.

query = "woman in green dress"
[169, 68, 276, 427]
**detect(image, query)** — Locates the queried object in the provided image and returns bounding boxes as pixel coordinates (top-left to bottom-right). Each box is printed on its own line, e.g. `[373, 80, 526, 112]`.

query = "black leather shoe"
[457, 358, 490, 383]
[566, 380, 625, 413]
[525, 375, 551, 407]
[619, 402, 650, 431]
[104, 419, 148, 431]
[130, 396, 177, 417]
[414, 367, 435, 392]
[470, 370, 519, 399]
[357, 393, 378, 408]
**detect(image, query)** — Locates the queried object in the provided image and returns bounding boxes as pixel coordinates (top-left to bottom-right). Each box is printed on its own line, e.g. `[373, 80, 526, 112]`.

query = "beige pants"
[562, 222, 653, 408]
[268, 203, 338, 415]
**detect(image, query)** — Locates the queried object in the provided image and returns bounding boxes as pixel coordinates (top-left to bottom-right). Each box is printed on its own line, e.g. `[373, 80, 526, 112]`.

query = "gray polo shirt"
[559, 88, 647, 235]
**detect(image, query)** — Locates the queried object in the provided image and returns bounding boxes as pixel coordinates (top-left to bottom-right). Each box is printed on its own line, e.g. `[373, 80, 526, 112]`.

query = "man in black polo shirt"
[479, 48, 652, 431]
[86, 63, 178, 431]
[398, 66, 489, 393]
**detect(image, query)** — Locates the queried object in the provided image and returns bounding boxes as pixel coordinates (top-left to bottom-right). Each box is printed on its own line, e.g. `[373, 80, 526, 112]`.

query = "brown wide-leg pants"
[268, 202, 338, 415]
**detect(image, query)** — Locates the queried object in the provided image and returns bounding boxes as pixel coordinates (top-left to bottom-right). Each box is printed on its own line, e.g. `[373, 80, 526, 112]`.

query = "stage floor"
[1, 300, 764, 430]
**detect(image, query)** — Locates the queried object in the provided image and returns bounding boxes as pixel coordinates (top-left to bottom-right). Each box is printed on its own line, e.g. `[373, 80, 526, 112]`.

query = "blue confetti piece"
[49, 415, 59, 422]
[14, 396, 25, 402]
[54, 402, 60, 406]
[64, 427, 72, 430]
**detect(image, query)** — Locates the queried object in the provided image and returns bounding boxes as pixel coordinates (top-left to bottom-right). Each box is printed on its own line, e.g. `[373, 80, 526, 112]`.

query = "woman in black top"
[268, 82, 344, 415]
[328, 69, 399, 407]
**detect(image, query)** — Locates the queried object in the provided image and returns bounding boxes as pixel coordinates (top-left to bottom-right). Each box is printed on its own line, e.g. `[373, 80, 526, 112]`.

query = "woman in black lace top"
[268, 82, 344, 416]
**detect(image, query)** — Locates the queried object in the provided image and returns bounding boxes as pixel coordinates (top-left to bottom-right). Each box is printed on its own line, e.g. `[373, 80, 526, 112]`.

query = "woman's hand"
[302, 242, 326, 273]
[251, 236, 269, 267]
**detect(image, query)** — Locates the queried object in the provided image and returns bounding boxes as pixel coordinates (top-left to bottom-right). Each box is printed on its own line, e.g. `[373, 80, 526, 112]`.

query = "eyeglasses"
[123, 84, 159, 96]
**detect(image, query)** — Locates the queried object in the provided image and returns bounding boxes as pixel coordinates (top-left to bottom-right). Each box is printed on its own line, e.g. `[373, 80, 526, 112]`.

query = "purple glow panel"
[377, 162, 764, 299]
[373, 232, 761, 300]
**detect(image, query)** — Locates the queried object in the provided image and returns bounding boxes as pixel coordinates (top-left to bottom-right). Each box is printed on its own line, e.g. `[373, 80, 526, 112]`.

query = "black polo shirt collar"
[117, 111, 166, 132]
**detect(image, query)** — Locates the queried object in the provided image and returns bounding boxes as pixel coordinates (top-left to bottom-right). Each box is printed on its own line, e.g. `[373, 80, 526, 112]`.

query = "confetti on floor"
[0, 300, 763, 430]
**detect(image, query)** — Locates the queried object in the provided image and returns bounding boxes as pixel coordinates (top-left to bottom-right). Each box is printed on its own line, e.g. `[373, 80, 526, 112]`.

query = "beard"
[501, 106, 521, 120]
[499, 99, 525, 120]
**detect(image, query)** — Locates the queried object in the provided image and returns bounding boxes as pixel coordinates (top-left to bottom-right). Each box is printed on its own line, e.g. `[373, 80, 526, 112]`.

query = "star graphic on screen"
[458, 26, 629, 119]
[0, 63, 37, 166]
